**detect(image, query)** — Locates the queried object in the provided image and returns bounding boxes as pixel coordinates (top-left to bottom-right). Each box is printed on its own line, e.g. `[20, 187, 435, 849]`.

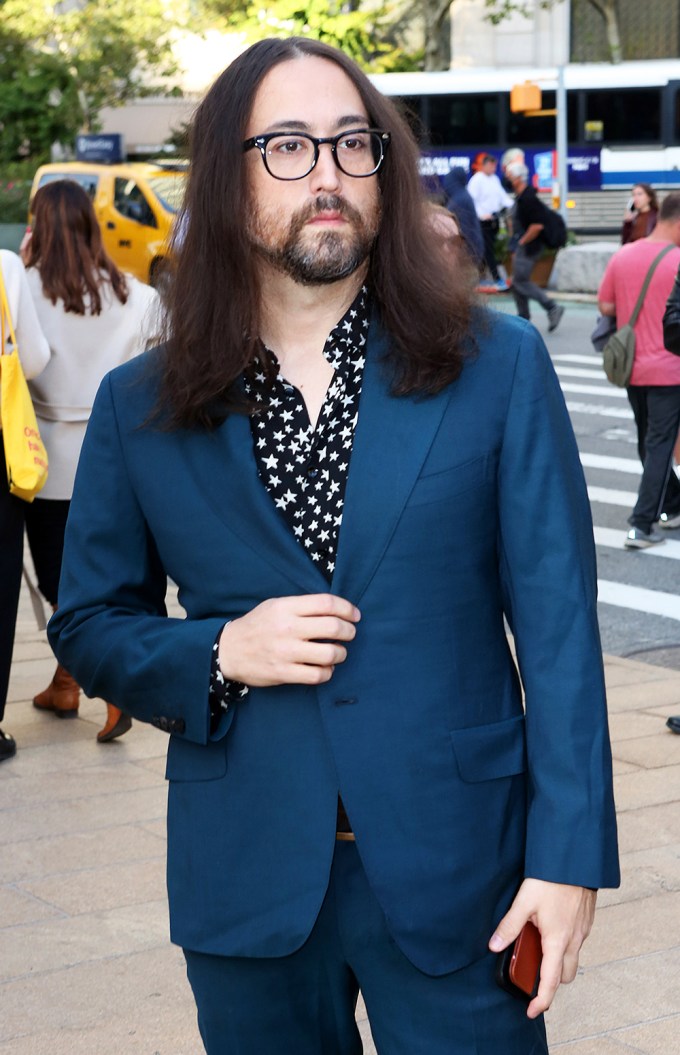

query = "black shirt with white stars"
[208, 287, 370, 723]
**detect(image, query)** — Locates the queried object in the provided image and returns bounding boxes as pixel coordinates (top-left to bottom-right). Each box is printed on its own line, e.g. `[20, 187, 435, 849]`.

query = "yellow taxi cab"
[29, 160, 187, 288]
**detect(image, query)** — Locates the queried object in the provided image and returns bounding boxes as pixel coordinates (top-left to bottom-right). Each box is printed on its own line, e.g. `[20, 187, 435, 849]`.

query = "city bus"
[370, 59, 680, 233]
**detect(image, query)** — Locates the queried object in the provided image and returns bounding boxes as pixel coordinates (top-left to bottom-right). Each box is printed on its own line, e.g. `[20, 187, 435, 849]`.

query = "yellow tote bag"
[0, 261, 48, 502]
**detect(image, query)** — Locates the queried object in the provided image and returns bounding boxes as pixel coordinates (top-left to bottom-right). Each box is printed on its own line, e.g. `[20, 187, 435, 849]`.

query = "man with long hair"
[49, 38, 619, 1054]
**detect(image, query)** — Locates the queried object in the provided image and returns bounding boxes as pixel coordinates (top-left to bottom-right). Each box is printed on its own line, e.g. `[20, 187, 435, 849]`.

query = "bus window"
[506, 91, 578, 145]
[394, 96, 426, 142]
[426, 94, 500, 148]
[674, 89, 680, 141]
[585, 89, 661, 143]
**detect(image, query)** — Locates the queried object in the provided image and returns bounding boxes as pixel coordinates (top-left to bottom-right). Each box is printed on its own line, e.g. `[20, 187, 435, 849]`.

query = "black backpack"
[538, 201, 567, 249]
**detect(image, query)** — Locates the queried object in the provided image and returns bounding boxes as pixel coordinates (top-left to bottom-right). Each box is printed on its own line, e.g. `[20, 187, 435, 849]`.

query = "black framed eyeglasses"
[242, 128, 391, 181]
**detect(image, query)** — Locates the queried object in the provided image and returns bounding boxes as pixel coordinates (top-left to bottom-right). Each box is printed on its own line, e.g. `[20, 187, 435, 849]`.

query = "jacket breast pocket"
[450, 714, 526, 783]
[165, 736, 228, 782]
[408, 455, 490, 508]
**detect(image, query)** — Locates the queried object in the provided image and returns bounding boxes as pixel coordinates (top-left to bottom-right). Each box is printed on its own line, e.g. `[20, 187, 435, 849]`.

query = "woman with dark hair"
[622, 183, 659, 243]
[23, 179, 161, 744]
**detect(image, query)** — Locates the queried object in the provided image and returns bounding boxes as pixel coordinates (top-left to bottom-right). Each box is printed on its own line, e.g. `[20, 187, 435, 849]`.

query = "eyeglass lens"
[264, 131, 383, 179]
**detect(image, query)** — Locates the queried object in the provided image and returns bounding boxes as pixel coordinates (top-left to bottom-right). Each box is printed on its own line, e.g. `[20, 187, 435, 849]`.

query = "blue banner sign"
[421, 147, 601, 192]
[75, 134, 125, 164]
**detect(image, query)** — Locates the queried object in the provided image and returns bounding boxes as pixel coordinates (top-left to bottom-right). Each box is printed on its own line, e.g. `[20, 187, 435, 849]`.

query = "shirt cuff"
[209, 627, 249, 733]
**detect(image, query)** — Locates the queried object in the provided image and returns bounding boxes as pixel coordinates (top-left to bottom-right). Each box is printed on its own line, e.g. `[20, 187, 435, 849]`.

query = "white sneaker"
[624, 528, 666, 549]
[658, 511, 680, 529]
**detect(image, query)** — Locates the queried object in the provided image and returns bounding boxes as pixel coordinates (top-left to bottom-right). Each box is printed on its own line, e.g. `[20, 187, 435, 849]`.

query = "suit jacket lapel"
[184, 409, 329, 595]
[332, 321, 453, 604]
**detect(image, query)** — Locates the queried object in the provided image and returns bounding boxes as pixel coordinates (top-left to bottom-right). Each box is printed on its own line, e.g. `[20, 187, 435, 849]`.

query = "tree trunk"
[587, 0, 623, 63]
[422, 0, 452, 71]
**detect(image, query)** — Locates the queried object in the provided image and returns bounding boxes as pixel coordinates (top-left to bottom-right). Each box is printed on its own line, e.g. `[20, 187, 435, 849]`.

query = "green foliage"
[0, 29, 82, 164]
[482, 0, 562, 26]
[204, 0, 421, 71]
[0, 0, 185, 156]
[0, 161, 35, 222]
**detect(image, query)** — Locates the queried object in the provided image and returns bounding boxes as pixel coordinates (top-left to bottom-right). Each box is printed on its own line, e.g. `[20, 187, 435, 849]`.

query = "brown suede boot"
[33, 664, 80, 718]
[97, 704, 132, 743]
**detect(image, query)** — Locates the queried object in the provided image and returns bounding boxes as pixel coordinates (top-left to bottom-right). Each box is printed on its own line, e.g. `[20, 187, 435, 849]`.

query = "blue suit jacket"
[49, 311, 619, 975]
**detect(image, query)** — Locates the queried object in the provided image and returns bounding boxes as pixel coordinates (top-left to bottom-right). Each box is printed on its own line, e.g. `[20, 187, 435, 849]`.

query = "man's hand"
[218, 594, 361, 687]
[488, 878, 597, 1018]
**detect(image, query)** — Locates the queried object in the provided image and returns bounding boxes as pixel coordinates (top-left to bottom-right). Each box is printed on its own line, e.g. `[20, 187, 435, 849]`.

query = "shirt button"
[307, 467, 319, 480]
[318, 547, 330, 560]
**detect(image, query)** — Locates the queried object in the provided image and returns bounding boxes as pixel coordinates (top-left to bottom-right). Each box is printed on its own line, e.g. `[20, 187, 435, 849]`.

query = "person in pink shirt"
[598, 191, 680, 548]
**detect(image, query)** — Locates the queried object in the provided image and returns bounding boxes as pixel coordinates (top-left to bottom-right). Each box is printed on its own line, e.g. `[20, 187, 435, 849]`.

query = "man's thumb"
[488, 909, 525, 952]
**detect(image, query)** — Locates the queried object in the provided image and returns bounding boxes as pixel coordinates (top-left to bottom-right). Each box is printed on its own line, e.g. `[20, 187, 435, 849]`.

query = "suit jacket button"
[169, 719, 186, 734]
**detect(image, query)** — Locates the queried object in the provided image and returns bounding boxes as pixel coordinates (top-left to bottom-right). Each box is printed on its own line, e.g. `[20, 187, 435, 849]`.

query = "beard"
[249, 194, 381, 286]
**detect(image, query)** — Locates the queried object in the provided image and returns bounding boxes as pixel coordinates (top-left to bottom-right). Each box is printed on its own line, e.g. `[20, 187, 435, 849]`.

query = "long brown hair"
[26, 180, 128, 315]
[162, 36, 478, 429]
[634, 182, 659, 213]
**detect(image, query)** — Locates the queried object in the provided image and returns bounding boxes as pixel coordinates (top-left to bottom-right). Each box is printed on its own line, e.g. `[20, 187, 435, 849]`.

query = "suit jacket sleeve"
[47, 372, 231, 744]
[498, 323, 619, 889]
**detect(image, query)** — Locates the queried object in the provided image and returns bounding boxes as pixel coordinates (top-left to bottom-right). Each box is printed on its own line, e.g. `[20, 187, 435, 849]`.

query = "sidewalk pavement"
[2, 576, 679, 1055]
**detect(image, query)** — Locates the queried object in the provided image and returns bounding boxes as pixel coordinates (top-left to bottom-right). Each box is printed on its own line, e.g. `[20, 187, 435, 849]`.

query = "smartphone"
[495, 920, 542, 1003]
[627, 197, 636, 213]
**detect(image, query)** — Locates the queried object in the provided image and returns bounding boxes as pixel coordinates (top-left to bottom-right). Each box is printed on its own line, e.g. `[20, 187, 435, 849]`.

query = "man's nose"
[309, 143, 342, 194]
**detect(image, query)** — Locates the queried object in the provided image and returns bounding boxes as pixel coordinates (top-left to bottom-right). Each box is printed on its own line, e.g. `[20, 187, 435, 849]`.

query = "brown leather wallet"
[495, 921, 542, 1002]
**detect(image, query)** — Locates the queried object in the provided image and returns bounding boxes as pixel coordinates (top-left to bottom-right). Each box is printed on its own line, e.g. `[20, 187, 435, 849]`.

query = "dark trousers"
[0, 434, 25, 722]
[24, 497, 70, 605]
[626, 385, 680, 531]
[0, 430, 69, 721]
[184, 841, 548, 1055]
[511, 247, 555, 320]
[480, 218, 500, 281]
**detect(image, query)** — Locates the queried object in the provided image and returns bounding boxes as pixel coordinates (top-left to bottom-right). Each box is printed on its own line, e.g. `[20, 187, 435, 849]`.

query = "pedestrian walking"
[505, 161, 564, 332]
[23, 180, 161, 741]
[0, 250, 50, 763]
[441, 166, 484, 270]
[466, 154, 512, 290]
[49, 37, 619, 1055]
[598, 191, 680, 548]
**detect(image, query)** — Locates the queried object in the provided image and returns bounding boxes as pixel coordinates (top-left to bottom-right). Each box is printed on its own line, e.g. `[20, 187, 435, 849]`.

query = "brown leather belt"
[335, 831, 356, 841]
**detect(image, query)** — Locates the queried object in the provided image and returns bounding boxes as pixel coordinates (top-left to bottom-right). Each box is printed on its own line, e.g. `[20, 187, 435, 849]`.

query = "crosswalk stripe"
[553, 354, 604, 365]
[588, 486, 638, 507]
[580, 452, 641, 474]
[567, 401, 634, 420]
[555, 365, 609, 380]
[594, 526, 680, 559]
[561, 382, 628, 398]
[598, 580, 680, 621]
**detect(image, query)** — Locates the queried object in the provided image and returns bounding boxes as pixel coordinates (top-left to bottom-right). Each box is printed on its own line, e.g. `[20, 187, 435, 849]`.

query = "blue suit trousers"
[184, 842, 548, 1055]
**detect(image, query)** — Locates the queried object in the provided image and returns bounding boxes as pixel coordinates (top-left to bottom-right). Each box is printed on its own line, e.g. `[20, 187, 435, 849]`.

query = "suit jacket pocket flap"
[451, 714, 526, 782]
[408, 455, 489, 507]
[165, 736, 228, 782]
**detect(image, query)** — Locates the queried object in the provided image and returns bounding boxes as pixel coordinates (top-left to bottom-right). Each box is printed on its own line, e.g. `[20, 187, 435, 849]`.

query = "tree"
[200, 0, 422, 71]
[0, 29, 83, 163]
[576, 0, 622, 63]
[1, 0, 184, 144]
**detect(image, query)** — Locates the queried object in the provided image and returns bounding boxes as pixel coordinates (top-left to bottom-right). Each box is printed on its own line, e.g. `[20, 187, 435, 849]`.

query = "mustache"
[294, 195, 362, 227]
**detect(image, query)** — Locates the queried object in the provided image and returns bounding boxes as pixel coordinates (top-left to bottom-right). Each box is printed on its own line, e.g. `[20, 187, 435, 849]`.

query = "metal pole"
[556, 65, 568, 222]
